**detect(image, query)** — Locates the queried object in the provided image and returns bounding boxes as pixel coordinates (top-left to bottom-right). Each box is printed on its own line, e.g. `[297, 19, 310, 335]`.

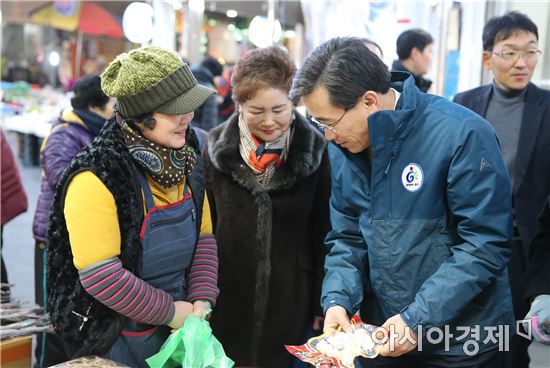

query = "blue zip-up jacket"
[323, 73, 515, 354]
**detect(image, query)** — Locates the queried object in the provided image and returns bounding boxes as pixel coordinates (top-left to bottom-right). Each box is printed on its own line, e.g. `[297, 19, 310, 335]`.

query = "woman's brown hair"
[232, 46, 296, 104]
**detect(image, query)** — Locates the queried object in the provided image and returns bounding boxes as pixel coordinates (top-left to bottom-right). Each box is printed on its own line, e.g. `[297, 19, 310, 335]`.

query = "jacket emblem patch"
[401, 163, 424, 192]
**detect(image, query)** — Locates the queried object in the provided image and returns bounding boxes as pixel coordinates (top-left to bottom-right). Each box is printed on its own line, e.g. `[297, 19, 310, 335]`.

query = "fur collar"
[207, 111, 326, 192]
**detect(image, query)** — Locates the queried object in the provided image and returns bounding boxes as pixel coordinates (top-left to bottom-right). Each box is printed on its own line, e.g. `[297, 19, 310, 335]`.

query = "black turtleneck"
[485, 80, 527, 189]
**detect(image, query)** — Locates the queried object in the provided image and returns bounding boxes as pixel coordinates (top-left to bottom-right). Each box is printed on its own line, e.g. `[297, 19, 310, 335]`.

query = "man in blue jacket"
[290, 37, 515, 366]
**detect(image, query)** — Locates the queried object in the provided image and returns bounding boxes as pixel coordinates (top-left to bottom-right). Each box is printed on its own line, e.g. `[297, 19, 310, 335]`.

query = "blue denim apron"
[106, 171, 197, 367]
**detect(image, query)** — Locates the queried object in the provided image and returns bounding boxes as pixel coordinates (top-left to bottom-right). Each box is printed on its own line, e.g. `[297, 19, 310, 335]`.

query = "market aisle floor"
[1, 131, 548, 366]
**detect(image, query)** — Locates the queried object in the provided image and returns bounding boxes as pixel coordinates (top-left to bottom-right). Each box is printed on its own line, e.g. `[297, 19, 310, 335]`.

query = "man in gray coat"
[454, 12, 550, 368]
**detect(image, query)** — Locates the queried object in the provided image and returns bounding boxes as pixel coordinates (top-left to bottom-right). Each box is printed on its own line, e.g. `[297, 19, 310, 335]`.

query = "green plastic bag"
[146, 315, 234, 368]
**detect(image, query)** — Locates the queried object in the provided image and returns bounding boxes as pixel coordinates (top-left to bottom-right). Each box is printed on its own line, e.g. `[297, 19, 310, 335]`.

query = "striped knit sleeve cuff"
[186, 234, 219, 306]
[79, 257, 175, 326]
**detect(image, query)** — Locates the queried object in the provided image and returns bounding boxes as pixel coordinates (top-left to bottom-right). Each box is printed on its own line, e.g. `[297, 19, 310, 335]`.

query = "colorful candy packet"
[285, 315, 387, 368]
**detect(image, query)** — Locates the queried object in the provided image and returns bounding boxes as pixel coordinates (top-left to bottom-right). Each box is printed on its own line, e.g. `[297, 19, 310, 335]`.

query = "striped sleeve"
[186, 234, 219, 306]
[79, 257, 175, 325]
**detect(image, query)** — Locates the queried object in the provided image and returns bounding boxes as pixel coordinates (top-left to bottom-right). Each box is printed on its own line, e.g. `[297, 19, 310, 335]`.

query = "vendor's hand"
[193, 300, 212, 319]
[313, 315, 324, 332]
[323, 305, 353, 334]
[167, 301, 193, 329]
[523, 294, 550, 344]
[378, 314, 417, 357]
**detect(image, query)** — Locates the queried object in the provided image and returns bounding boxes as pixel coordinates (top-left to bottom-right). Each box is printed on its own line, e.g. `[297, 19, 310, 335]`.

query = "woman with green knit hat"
[46, 46, 220, 366]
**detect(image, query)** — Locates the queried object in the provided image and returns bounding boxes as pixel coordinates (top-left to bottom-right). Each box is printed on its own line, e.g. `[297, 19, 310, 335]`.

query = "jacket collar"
[475, 85, 493, 117]
[57, 108, 86, 127]
[55, 108, 107, 137]
[73, 109, 107, 137]
[207, 111, 326, 191]
[368, 72, 418, 153]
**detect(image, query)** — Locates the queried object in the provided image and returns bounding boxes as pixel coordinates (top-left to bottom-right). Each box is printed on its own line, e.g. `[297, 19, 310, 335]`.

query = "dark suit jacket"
[523, 195, 550, 300]
[454, 83, 550, 252]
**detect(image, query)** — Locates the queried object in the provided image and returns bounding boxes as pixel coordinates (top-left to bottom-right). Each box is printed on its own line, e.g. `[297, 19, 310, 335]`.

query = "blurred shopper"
[6, 60, 32, 83]
[523, 196, 550, 347]
[46, 47, 218, 367]
[362, 38, 384, 59]
[191, 56, 223, 131]
[204, 46, 330, 368]
[0, 130, 28, 302]
[453, 12, 550, 368]
[32, 74, 113, 367]
[217, 65, 236, 122]
[391, 29, 433, 92]
[291, 37, 515, 367]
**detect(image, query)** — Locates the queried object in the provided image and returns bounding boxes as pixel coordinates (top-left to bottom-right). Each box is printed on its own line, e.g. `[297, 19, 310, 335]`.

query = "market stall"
[1, 81, 69, 165]
[0, 296, 52, 368]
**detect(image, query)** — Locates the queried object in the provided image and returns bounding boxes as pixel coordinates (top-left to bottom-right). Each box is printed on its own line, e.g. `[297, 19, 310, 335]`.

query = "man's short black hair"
[396, 29, 433, 60]
[482, 11, 538, 51]
[290, 37, 390, 109]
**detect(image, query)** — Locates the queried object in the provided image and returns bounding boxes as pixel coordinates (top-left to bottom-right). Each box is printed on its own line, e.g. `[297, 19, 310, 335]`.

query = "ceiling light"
[249, 16, 282, 48]
[48, 51, 60, 67]
[123, 2, 154, 43]
[189, 0, 205, 13]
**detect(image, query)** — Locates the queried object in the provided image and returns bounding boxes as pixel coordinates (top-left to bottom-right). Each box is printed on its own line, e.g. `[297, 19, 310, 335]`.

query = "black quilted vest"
[46, 119, 206, 357]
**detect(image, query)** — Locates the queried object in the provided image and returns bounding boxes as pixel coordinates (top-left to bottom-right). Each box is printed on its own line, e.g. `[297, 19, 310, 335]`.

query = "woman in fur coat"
[204, 46, 331, 367]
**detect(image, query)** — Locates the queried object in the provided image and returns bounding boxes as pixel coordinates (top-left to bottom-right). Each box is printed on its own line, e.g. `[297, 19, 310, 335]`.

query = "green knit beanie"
[101, 46, 215, 117]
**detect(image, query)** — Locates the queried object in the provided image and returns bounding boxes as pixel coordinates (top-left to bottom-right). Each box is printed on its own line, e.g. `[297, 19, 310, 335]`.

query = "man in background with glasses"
[454, 12, 550, 368]
[291, 37, 515, 367]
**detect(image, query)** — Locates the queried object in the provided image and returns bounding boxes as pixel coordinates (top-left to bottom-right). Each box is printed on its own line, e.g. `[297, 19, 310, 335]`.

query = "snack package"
[285, 315, 387, 368]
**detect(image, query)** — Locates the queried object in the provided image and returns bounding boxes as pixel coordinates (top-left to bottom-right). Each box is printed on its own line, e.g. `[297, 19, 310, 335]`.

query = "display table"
[51, 356, 129, 367]
[4, 110, 65, 166]
[1, 81, 69, 166]
[0, 336, 32, 368]
[2, 111, 58, 166]
[2, 111, 54, 138]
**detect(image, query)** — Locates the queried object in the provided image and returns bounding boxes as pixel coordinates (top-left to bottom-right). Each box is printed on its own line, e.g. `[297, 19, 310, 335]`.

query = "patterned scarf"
[120, 122, 196, 188]
[238, 113, 293, 186]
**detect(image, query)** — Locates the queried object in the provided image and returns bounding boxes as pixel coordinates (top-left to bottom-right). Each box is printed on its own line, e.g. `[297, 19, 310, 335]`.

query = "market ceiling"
[205, 1, 303, 26]
[1, 1, 303, 28]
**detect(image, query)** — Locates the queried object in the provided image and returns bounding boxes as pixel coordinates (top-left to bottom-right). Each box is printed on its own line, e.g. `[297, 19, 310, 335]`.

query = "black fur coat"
[204, 112, 331, 367]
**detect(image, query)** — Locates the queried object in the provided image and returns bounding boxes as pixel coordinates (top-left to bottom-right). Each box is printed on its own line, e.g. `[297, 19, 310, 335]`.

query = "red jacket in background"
[1, 130, 28, 226]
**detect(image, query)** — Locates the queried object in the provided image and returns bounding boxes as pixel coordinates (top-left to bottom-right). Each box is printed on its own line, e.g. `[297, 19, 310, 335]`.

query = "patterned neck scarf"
[120, 122, 196, 188]
[238, 113, 293, 187]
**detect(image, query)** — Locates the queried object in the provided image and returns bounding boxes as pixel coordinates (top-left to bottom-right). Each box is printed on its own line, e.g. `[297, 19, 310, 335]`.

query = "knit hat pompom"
[101, 46, 183, 97]
[100, 46, 215, 117]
